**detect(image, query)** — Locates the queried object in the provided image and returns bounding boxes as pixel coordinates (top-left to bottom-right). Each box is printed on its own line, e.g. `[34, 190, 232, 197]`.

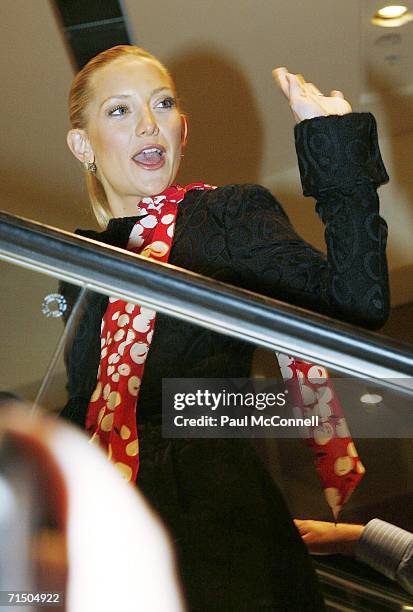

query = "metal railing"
[1, 211, 412, 390]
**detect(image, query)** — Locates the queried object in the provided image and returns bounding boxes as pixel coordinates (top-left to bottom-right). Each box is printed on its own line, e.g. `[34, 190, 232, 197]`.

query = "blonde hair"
[68, 45, 175, 227]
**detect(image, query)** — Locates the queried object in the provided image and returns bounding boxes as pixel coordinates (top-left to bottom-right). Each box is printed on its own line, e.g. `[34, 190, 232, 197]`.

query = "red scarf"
[277, 354, 364, 518]
[86, 183, 215, 482]
[86, 183, 364, 517]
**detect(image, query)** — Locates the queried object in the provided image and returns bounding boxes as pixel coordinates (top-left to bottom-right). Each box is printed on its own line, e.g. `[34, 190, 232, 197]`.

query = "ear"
[66, 128, 94, 164]
[181, 115, 188, 147]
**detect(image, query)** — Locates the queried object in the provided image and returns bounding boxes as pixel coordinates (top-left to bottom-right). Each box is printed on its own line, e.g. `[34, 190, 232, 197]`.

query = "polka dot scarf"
[277, 354, 365, 519]
[86, 183, 215, 482]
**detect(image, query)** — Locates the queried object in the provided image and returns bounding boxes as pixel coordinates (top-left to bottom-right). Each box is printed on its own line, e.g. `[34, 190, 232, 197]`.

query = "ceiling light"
[371, 6, 413, 27]
[377, 5, 408, 19]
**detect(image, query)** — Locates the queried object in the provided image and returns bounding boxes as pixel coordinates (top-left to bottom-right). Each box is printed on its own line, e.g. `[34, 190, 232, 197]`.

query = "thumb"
[330, 90, 344, 99]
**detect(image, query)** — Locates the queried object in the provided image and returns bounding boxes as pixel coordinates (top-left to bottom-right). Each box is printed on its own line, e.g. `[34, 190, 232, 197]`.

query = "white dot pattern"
[86, 183, 216, 482]
[277, 352, 365, 519]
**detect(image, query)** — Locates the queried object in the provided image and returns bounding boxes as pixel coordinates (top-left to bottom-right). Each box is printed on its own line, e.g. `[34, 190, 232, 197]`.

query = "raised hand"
[272, 67, 352, 123]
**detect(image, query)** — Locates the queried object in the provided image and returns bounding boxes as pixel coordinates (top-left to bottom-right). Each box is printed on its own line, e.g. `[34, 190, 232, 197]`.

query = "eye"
[107, 104, 130, 117]
[155, 96, 176, 110]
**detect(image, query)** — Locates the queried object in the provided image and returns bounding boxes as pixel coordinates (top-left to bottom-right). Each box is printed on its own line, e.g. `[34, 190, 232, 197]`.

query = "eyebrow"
[100, 87, 172, 108]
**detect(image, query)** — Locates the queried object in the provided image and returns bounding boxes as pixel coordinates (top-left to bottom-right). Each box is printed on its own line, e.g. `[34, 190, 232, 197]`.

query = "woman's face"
[83, 56, 183, 216]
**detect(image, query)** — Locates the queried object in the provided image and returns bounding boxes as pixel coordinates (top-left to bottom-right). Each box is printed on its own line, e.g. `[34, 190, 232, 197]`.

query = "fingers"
[294, 519, 309, 535]
[286, 73, 304, 99]
[273, 69, 322, 100]
[301, 532, 313, 542]
[273, 68, 342, 101]
[295, 74, 306, 88]
[273, 69, 350, 122]
[306, 82, 324, 97]
[272, 66, 289, 98]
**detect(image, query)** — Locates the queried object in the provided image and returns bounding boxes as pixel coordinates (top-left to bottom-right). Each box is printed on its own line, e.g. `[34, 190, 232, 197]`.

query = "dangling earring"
[84, 159, 97, 174]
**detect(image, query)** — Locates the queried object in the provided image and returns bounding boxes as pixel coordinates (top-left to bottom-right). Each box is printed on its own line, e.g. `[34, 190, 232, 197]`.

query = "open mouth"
[132, 145, 166, 170]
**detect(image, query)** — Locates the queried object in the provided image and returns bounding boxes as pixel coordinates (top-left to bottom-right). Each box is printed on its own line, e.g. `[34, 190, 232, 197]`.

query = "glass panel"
[0, 260, 86, 412]
[260, 371, 413, 529]
[1, 251, 413, 609]
[41, 280, 413, 606]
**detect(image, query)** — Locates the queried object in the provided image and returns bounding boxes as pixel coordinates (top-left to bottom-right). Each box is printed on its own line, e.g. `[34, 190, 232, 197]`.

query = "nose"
[136, 106, 159, 137]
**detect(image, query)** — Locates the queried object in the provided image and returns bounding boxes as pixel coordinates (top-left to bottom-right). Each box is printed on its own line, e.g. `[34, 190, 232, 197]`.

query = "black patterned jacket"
[60, 112, 390, 426]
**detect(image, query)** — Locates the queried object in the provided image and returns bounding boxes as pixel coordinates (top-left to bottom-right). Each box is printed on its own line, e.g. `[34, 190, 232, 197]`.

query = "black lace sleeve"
[224, 113, 390, 330]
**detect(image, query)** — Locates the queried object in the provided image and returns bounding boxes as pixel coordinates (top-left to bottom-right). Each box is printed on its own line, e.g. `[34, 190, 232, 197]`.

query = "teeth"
[142, 147, 162, 155]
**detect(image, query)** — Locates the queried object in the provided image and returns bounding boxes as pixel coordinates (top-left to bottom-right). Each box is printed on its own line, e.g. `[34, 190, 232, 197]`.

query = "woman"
[61, 45, 389, 611]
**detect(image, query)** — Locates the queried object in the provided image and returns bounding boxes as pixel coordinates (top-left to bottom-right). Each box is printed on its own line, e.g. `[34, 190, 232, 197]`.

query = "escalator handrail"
[1, 211, 412, 390]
